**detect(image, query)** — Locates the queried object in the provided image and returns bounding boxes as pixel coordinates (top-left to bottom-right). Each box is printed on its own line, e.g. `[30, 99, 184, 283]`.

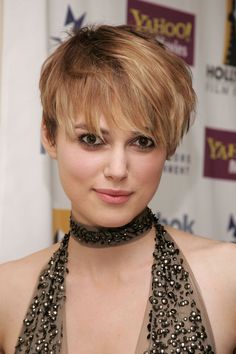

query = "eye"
[132, 136, 155, 149]
[78, 133, 104, 146]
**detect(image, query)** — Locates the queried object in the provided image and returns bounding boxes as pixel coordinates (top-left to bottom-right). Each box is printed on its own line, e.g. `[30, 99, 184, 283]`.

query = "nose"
[103, 147, 128, 181]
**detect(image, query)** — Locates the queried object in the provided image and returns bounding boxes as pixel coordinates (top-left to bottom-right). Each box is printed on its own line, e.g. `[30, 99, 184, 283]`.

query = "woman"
[0, 25, 235, 354]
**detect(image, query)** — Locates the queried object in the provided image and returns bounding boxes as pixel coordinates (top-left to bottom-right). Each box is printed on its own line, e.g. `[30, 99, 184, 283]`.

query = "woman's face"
[47, 115, 166, 227]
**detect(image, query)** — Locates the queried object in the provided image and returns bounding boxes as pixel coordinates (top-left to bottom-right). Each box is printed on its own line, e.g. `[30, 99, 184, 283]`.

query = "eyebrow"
[74, 123, 151, 137]
[74, 123, 109, 135]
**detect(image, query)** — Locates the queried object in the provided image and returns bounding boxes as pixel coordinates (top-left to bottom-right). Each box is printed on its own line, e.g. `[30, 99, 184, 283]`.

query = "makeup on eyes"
[76, 133, 155, 151]
[74, 123, 156, 150]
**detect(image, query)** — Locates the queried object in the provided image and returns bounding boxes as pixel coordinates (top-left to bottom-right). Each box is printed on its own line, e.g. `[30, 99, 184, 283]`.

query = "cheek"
[57, 147, 104, 185]
[134, 153, 165, 185]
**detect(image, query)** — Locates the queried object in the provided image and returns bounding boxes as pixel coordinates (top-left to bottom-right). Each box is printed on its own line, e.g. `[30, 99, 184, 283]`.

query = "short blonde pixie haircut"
[40, 25, 196, 158]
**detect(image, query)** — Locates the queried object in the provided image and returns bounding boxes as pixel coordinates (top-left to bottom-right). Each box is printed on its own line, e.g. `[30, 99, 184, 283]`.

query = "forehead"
[75, 115, 110, 129]
[74, 114, 151, 136]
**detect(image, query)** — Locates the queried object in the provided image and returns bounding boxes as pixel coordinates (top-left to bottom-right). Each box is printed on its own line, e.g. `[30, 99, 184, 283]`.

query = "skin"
[0, 117, 236, 354]
[53, 117, 166, 228]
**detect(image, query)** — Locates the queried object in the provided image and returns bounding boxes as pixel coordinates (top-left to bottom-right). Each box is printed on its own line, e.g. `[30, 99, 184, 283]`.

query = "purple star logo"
[51, 5, 86, 44]
[228, 214, 236, 239]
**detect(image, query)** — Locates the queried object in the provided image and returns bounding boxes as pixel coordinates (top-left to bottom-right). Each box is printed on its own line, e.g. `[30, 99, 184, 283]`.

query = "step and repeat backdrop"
[0, 0, 235, 262]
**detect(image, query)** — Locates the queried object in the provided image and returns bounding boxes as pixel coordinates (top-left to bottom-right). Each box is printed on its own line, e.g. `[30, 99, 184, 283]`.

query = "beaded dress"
[15, 208, 216, 353]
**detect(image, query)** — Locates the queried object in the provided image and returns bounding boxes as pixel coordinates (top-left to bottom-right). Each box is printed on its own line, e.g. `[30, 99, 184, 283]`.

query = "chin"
[73, 200, 148, 228]
[94, 207, 145, 229]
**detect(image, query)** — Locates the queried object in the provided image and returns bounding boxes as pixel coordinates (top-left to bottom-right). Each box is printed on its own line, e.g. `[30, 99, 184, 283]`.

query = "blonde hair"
[40, 25, 196, 157]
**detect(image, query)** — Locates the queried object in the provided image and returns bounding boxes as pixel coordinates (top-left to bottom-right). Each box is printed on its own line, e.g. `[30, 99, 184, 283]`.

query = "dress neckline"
[15, 215, 216, 354]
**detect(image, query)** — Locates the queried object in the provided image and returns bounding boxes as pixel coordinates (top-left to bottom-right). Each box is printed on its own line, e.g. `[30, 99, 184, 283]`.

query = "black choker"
[70, 207, 154, 247]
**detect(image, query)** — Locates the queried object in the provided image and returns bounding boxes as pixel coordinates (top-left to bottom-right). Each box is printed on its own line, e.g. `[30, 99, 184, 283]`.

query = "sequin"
[146, 219, 214, 353]
[15, 208, 215, 353]
[15, 236, 68, 353]
[70, 207, 154, 247]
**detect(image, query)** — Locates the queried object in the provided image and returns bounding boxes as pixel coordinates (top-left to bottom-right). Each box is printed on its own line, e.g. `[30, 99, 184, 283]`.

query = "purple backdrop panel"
[204, 127, 236, 181]
[127, 0, 195, 65]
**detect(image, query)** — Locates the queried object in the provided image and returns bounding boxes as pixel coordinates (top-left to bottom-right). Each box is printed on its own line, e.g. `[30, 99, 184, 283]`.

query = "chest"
[65, 274, 151, 354]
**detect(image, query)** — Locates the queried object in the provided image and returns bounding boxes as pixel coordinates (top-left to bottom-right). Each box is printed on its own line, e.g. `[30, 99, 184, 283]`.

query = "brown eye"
[133, 136, 155, 149]
[79, 133, 104, 146]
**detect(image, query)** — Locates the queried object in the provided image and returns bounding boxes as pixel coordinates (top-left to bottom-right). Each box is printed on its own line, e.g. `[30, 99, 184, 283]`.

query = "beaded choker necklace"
[70, 207, 154, 247]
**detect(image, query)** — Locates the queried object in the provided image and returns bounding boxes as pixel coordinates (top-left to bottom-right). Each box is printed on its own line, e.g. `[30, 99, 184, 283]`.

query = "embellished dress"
[15, 209, 216, 353]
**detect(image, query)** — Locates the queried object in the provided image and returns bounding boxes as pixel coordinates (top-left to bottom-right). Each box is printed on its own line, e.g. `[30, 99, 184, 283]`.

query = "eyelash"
[77, 133, 155, 150]
[78, 134, 104, 148]
[133, 136, 155, 149]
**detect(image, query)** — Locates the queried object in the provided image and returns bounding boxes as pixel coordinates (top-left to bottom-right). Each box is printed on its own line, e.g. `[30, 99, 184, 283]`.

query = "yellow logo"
[224, 0, 236, 66]
[207, 137, 236, 160]
[52, 209, 70, 243]
[129, 8, 192, 41]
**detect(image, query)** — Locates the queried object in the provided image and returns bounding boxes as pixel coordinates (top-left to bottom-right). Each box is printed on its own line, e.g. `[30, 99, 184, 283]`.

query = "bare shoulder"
[0, 243, 59, 291]
[0, 243, 59, 301]
[165, 225, 220, 250]
[165, 226, 236, 280]
[0, 244, 59, 351]
[165, 225, 236, 267]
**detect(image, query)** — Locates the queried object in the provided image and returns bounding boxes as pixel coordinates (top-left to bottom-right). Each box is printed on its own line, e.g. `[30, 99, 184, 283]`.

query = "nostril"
[103, 157, 128, 179]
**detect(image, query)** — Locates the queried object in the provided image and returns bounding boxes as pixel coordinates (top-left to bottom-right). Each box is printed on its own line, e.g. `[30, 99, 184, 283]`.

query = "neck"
[67, 226, 156, 279]
[67, 207, 156, 278]
[70, 207, 154, 247]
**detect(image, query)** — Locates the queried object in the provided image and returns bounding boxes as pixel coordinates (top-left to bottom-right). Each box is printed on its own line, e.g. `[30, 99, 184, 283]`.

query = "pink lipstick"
[93, 189, 133, 204]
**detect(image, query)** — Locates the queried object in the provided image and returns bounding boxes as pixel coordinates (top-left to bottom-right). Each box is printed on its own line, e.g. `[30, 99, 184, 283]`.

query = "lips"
[93, 188, 133, 204]
[94, 188, 133, 196]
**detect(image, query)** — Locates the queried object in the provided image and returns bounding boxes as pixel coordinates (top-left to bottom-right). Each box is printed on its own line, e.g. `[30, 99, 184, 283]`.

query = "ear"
[41, 120, 57, 159]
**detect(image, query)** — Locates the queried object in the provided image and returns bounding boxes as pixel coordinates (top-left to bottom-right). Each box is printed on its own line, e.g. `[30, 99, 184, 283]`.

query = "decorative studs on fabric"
[15, 209, 214, 353]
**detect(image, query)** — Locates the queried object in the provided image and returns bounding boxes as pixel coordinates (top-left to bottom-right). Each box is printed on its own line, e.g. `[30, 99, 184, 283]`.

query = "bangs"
[55, 69, 162, 145]
[40, 25, 196, 157]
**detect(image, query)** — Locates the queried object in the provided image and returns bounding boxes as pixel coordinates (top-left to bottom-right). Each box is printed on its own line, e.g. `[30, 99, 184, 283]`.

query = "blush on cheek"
[137, 157, 165, 181]
[57, 148, 105, 196]
[70, 154, 105, 179]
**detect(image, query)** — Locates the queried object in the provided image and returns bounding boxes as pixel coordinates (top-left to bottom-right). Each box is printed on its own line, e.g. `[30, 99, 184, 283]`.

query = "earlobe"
[41, 120, 57, 159]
